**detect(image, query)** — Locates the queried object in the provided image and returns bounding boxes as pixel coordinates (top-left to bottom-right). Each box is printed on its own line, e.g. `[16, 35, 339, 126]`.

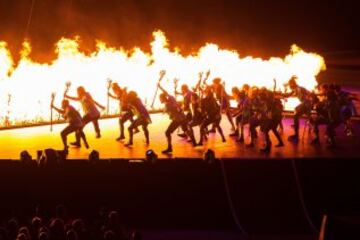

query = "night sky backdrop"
[0, 0, 359, 62]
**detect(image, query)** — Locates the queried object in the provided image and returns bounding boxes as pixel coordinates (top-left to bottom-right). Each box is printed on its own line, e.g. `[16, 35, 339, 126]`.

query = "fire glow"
[0, 30, 326, 127]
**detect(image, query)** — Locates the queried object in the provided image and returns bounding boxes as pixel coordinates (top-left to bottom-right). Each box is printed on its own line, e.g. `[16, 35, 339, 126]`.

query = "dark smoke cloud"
[0, 0, 359, 63]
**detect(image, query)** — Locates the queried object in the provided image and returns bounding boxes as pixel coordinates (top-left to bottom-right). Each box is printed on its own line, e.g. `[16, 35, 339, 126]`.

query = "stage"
[0, 113, 358, 160]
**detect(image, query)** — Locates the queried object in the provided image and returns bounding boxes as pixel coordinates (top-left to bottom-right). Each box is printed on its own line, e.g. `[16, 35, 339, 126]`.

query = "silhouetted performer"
[64, 86, 105, 146]
[51, 99, 89, 152]
[158, 83, 196, 153]
[125, 91, 151, 146]
[176, 84, 194, 138]
[258, 88, 284, 151]
[210, 78, 236, 133]
[108, 83, 139, 141]
[283, 77, 311, 142]
[198, 87, 226, 145]
[231, 85, 249, 142]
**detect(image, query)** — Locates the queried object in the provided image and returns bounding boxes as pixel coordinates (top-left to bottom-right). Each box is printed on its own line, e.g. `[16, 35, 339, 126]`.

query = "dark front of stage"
[0, 158, 359, 236]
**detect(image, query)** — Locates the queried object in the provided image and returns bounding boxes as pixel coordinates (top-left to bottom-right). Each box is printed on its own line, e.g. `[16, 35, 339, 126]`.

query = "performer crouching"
[283, 77, 312, 142]
[125, 91, 151, 146]
[64, 86, 105, 146]
[198, 87, 226, 145]
[51, 99, 89, 152]
[258, 89, 284, 151]
[108, 83, 139, 141]
[158, 83, 196, 153]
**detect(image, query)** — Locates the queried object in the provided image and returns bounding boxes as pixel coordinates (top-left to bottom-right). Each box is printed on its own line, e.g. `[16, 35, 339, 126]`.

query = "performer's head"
[212, 78, 221, 85]
[288, 77, 298, 90]
[181, 84, 189, 94]
[127, 91, 138, 102]
[61, 99, 70, 109]
[231, 87, 241, 99]
[159, 93, 168, 103]
[249, 87, 258, 99]
[111, 83, 121, 94]
[242, 84, 250, 92]
[76, 86, 86, 97]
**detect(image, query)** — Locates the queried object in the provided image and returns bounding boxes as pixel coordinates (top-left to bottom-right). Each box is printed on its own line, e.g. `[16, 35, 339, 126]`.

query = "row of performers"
[51, 75, 358, 154]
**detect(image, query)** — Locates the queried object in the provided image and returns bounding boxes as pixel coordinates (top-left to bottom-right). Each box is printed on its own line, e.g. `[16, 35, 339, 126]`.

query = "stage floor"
[0, 113, 359, 160]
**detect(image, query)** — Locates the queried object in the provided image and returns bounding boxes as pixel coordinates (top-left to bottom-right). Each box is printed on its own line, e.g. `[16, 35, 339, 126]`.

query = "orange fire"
[0, 30, 326, 127]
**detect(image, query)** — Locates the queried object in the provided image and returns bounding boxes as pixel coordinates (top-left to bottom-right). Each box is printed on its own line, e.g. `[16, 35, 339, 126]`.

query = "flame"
[0, 30, 326, 127]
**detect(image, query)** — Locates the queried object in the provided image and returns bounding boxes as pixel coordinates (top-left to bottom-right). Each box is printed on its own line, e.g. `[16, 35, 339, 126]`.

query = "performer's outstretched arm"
[51, 105, 64, 115]
[64, 94, 80, 101]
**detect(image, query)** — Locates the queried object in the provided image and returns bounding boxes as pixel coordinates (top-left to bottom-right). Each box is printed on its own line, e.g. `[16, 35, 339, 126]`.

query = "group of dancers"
[51, 71, 358, 154]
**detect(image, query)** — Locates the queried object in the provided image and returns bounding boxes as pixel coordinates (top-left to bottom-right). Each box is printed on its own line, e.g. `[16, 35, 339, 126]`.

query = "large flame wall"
[0, 30, 325, 127]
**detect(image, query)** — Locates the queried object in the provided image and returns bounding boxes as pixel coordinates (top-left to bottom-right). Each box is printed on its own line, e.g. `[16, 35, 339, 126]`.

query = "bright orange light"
[0, 30, 326, 127]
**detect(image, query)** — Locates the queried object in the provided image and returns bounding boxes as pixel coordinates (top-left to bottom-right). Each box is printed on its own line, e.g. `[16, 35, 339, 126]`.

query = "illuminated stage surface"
[0, 113, 359, 160]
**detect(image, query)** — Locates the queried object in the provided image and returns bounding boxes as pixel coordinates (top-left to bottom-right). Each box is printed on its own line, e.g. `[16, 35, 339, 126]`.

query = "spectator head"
[31, 217, 42, 232]
[38, 231, 48, 240]
[71, 219, 85, 233]
[108, 211, 120, 227]
[66, 229, 78, 240]
[49, 218, 65, 238]
[131, 231, 142, 240]
[7, 218, 19, 239]
[18, 227, 31, 240]
[16, 233, 27, 240]
[103, 230, 116, 240]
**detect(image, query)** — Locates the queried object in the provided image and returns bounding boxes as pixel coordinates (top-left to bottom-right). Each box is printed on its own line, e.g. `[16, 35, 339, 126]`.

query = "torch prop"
[106, 78, 113, 115]
[150, 70, 166, 109]
[64, 81, 71, 98]
[50, 92, 56, 132]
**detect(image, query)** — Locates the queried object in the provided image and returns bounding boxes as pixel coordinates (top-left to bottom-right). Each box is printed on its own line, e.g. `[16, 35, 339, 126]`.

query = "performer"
[108, 83, 139, 141]
[310, 84, 341, 148]
[230, 86, 248, 142]
[125, 91, 151, 146]
[246, 87, 262, 147]
[51, 99, 89, 152]
[334, 84, 358, 136]
[258, 89, 284, 151]
[175, 84, 194, 138]
[283, 77, 312, 142]
[158, 83, 196, 153]
[198, 87, 226, 145]
[209, 78, 236, 134]
[64, 86, 105, 146]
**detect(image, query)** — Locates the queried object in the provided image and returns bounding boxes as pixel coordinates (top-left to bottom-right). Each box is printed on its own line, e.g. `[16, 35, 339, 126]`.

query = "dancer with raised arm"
[51, 99, 89, 153]
[158, 82, 196, 154]
[108, 82, 139, 141]
[64, 86, 105, 147]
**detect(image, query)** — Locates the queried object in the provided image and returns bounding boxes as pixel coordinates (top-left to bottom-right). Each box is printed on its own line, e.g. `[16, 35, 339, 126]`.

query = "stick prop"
[106, 78, 113, 115]
[50, 92, 56, 132]
[150, 70, 166, 109]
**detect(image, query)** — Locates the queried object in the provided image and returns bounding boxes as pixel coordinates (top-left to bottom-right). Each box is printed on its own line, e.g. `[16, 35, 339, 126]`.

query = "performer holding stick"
[64, 85, 105, 146]
[125, 91, 152, 146]
[108, 82, 139, 141]
[158, 82, 196, 153]
[51, 99, 89, 152]
[150, 70, 166, 109]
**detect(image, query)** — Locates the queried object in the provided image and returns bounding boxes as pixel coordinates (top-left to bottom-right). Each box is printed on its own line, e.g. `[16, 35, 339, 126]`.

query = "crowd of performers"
[50, 72, 358, 154]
